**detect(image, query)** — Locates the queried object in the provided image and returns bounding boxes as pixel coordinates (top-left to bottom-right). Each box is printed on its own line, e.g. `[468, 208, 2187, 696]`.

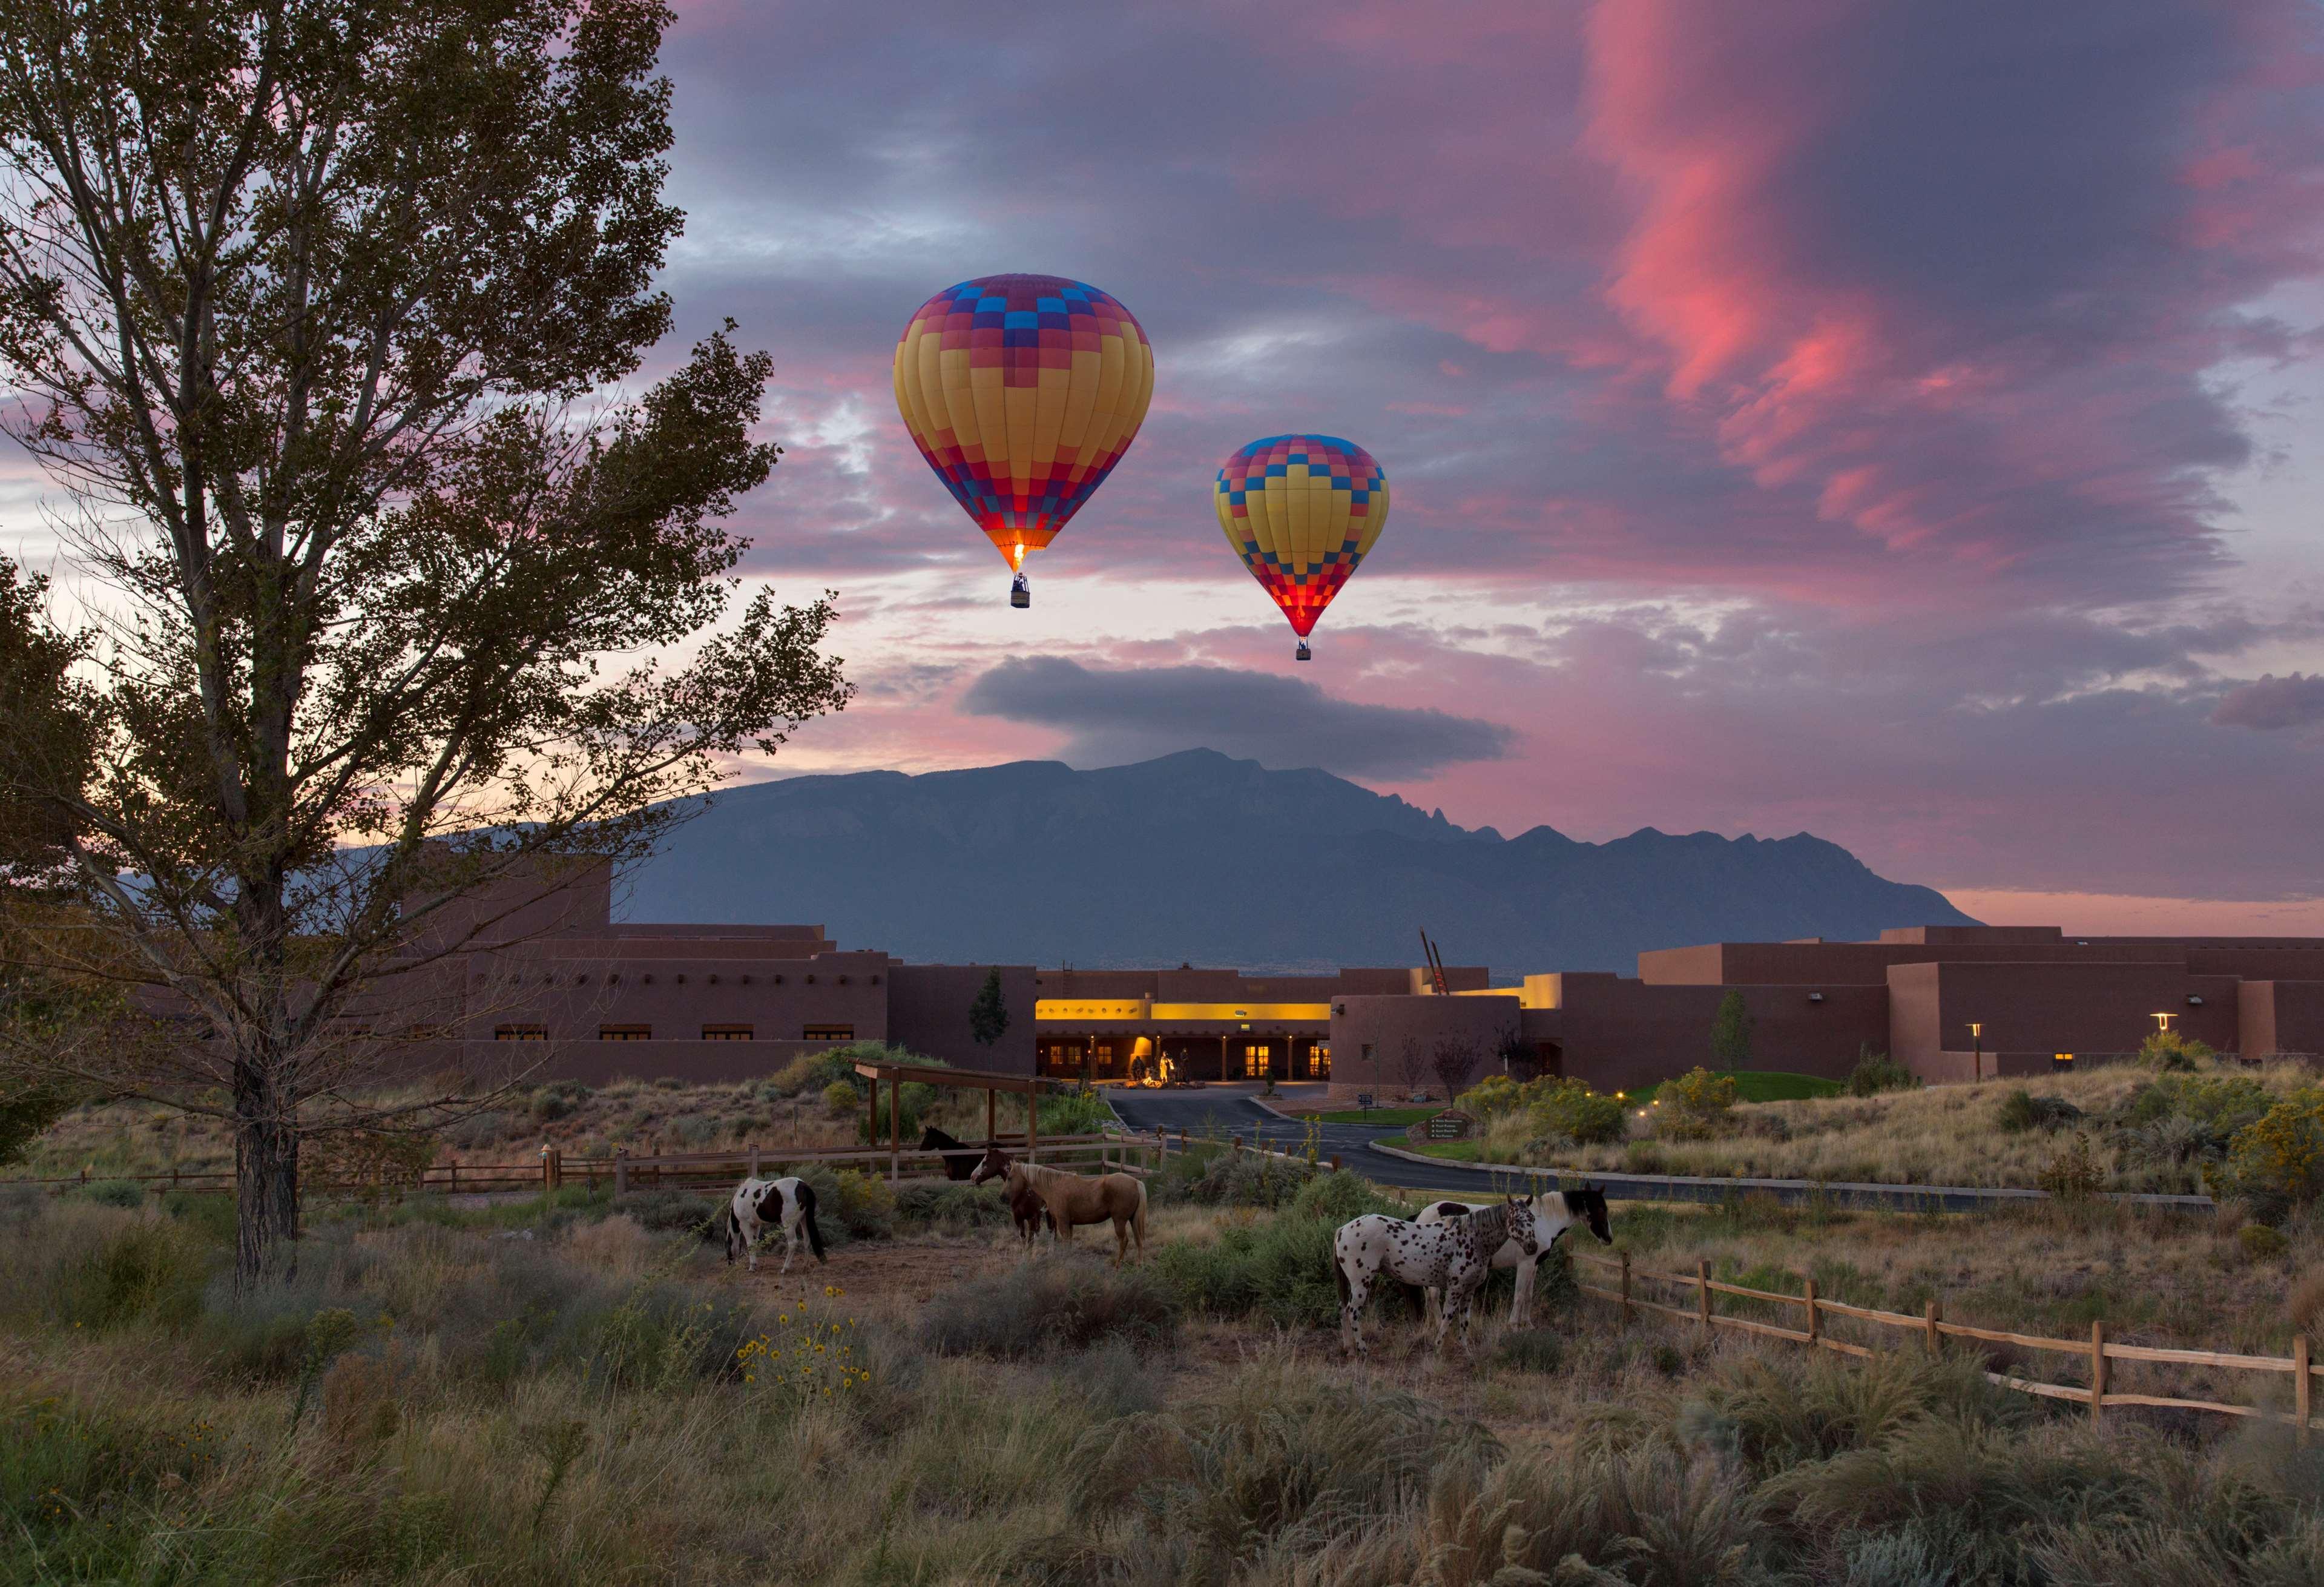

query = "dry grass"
[1530, 1061, 2317, 1189]
[5, 1074, 1047, 1183]
[8, 1157, 2324, 1582]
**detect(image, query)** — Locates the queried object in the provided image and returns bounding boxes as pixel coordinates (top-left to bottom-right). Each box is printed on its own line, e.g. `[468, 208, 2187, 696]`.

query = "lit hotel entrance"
[1033, 995, 1335, 1083]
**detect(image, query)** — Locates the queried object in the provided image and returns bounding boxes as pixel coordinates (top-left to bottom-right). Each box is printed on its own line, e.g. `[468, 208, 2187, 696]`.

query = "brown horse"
[970, 1147, 1148, 1264]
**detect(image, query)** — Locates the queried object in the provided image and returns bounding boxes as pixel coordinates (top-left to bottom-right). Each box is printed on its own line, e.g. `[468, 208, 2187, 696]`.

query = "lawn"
[1318, 1106, 1441, 1126]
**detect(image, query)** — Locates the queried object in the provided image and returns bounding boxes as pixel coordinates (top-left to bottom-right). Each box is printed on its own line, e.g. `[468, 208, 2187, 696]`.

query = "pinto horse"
[1417, 1186, 1611, 1328]
[970, 1146, 1147, 1264]
[920, 1126, 983, 1181]
[725, 1176, 827, 1274]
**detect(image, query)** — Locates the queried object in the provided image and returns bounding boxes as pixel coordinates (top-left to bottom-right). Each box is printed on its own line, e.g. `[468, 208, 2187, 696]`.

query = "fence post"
[2090, 1320, 2107, 1424]
[1331, 1154, 1342, 1173]
[1805, 1277, 1819, 1347]
[614, 1155, 628, 1196]
[1924, 1298, 1941, 1358]
[1620, 1250, 1633, 1324]
[1697, 1258, 1711, 1339]
[2298, 1335, 2312, 1449]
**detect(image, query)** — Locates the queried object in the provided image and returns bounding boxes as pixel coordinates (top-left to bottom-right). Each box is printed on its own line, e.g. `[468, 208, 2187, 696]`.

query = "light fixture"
[2153, 1012, 2176, 1033]
[1808, 991, 1825, 1004]
[2186, 995, 2204, 1007]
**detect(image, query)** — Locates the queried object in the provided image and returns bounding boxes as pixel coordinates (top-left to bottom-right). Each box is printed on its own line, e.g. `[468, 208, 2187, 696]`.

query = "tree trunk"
[232, 1056, 301, 1289]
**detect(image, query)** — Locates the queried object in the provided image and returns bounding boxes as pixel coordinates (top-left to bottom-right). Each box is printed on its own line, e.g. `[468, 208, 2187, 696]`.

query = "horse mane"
[1464, 1201, 1513, 1247]
[922, 1125, 963, 1149]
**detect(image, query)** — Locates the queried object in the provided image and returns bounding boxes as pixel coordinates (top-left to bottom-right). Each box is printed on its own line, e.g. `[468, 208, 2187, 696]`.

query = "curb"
[1360, 1140, 2217, 1214]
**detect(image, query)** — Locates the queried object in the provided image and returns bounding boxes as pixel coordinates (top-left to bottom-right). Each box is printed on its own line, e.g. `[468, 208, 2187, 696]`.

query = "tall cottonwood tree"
[0, 0, 851, 1285]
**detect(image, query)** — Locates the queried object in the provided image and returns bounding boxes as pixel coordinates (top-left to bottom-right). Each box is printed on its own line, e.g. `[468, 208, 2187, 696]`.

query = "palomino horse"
[970, 1146, 1148, 1264]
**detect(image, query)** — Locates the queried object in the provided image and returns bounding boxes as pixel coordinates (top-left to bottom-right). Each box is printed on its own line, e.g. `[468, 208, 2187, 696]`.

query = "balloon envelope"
[893, 275, 1154, 572]
[1214, 435, 1390, 637]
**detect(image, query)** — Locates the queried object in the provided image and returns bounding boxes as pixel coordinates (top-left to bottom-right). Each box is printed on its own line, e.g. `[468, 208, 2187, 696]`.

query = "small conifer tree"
[1711, 990, 1754, 1074]
[969, 969, 1010, 1049]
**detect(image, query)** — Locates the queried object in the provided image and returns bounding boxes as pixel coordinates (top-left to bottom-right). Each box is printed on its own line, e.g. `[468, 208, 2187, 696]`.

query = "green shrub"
[1846, 1048, 1919, 1097]
[1172, 1146, 1311, 1209]
[76, 1178, 147, 1209]
[830, 1169, 895, 1239]
[2139, 1028, 2216, 1071]
[820, 1080, 859, 1112]
[446, 1110, 512, 1149]
[1533, 1080, 1627, 1146]
[2124, 1073, 2270, 1136]
[1038, 1089, 1113, 1135]
[2241, 1222, 2289, 1260]
[613, 1189, 722, 1237]
[920, 1255, 1177, 1358]
[2036, 1134, 2105, 1201]
[1657, 1066, 1737, 1140]
[1998, 1089, 2084, 1133]
[50, 1219, 211, 1331]
[2226, 1088, 2324, 1214]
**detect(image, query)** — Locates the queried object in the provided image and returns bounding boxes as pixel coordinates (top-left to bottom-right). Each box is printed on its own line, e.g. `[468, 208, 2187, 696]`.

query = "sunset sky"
[10, 0, 2324, 929]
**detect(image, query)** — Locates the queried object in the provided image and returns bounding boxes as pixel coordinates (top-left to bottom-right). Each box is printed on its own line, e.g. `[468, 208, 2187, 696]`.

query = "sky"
[10, 0, 2324, 930]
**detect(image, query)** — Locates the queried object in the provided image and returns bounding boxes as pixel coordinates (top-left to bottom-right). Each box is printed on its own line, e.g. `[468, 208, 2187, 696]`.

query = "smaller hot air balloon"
[1214, 435, 1390, 659]
[892, 275, 1154, 607]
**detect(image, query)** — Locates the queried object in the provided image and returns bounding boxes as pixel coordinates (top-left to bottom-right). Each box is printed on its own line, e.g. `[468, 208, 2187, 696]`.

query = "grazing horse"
[920, 1126, 983, 1181]
[970, 1146, 1148, 1264]
[1417, 1186, 1613, 1328]
[1334, 1198, 1542, 1357]
[725, 1176, 826, 1273]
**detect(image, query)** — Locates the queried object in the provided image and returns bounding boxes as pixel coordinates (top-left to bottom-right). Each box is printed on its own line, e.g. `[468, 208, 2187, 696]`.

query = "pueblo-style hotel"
[420, 863, 2324, 1098]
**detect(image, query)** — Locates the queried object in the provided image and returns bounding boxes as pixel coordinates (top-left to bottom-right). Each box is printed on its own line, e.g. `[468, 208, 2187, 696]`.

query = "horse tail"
[723, 1204, 738, 1264]
[1334, 1236, 1351, 1308]
[1133, 1177, 1149, 1246]
[796, 1181, 828, 1262]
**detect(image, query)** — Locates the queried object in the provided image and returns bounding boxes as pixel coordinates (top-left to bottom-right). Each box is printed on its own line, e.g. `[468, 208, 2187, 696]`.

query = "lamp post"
[1968, 1021, 1984, 1084]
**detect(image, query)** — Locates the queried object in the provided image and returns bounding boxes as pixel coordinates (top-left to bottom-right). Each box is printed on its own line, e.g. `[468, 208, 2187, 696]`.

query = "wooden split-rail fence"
[1574, 1249, 2320, 1443]
[1, 1130, 1173, 1202]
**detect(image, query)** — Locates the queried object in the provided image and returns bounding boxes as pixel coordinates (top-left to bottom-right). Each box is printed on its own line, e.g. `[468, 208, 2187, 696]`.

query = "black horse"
[920, 1126, 983, 1181]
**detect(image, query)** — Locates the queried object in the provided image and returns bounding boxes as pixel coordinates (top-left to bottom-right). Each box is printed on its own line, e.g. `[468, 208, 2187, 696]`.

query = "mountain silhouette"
[620, 750, 1977, 975]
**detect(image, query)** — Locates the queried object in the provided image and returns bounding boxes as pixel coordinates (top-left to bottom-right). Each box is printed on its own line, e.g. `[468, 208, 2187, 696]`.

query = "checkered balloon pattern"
[892, 275, 1155, 571]
[1213, 435, 1391, 637]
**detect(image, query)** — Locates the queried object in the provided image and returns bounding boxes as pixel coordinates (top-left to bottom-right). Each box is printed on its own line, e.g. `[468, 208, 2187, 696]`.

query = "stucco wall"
[1539, 979, 1886, 1093]
[1889, 958, 2242, 1083]
[887, 963, 1038, 1072]
[1328, 994, 1521, 1101]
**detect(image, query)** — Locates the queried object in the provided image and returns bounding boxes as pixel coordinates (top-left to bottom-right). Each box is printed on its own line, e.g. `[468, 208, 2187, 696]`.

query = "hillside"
[621, 750, 1973, 974]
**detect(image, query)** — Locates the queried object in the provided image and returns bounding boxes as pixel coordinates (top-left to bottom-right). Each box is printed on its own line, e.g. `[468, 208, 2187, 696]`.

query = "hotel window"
[599, 1024, 651, 1041]
[1243, 1042, 1272, 1078]
[703, 1024, 755, 1041]
[802, 1024, 853, 1042]
[494, 1024, 548, 1041]
[1311, 1043, 1331, 1079]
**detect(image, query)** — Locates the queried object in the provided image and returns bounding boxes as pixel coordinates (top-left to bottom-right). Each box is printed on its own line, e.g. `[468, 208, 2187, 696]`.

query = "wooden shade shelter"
[852, 1058, 1068, 1179]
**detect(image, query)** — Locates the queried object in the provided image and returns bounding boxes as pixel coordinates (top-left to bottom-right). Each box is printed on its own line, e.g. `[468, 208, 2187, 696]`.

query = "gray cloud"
[2213, 673, 2324, 732]
[957, 656, 1513, 780]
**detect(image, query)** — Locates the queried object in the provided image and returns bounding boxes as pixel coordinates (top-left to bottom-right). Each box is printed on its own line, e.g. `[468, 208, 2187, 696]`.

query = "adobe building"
[397, 862, 2323, 1097]
[401, 859, 1484, 1088]
[1326, 925, 2324, 1100]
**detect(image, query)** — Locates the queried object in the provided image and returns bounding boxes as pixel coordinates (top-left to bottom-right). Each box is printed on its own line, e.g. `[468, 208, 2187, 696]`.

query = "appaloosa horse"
[1333, 1198, 1542, 1356]
[1417, 1186, 1611, 1328]
[970, 1146, 1148, 1264]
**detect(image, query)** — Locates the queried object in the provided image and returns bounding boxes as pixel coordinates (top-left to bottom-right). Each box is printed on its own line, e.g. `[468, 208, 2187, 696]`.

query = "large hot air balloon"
[892, 275, 1154, 607]
[1214, 435, 1390, 659]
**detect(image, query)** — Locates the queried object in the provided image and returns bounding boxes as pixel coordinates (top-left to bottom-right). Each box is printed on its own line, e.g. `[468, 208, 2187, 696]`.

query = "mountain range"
[619, 750, 1977, 975]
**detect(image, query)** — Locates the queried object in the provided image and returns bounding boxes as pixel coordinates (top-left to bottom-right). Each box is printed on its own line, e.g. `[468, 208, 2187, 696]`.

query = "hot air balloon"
[1214, 435, 1390, 659]
[893, 275, 1154, 607]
